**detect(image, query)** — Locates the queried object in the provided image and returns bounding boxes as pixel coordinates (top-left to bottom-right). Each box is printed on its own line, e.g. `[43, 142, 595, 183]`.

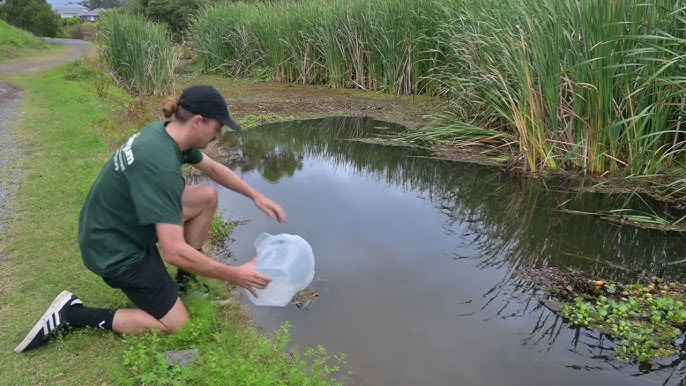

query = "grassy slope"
[0, 65, 339, 385]
[0, 19, 49, 62]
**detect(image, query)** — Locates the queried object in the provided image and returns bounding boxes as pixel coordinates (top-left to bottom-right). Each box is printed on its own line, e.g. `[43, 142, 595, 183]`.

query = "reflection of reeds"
[222, 114, 686, 374]
[226, 116, 686, 369]
[223, 116, 686, 283]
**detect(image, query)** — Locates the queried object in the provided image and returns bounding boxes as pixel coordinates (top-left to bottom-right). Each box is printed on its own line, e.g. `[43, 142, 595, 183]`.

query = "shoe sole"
[14, 290, 74, 353]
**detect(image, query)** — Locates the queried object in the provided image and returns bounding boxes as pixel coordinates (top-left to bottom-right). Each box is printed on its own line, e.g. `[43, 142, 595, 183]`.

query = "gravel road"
[0, 83, 23, 261]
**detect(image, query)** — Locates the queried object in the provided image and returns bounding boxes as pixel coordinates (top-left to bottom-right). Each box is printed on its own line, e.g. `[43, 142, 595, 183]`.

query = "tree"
[126, 0, 226, 38]
[127, 0, 201, 37]
[0, 0, 61, 38]
[80, 0, 126, 10]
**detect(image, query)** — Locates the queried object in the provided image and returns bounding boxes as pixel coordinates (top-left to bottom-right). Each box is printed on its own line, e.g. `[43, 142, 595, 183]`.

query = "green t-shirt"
[78, 121, 203, 277]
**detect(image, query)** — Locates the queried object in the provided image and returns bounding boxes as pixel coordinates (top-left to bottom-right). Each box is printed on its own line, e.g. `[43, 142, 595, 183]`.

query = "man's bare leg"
[182, 184, 218, 249]
[112, 298, 189, 335]
[15, 294, 190, 352]
[176, 185, 218, 291]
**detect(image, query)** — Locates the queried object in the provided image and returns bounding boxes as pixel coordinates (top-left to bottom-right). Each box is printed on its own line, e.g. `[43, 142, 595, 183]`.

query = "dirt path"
[0, 38, 95, 75]
[0, 39, 94, 260]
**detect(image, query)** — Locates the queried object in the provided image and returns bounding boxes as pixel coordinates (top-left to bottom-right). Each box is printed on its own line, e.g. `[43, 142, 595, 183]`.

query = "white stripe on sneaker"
[70, 298, 83, 306]
[15, 291, 78, 353]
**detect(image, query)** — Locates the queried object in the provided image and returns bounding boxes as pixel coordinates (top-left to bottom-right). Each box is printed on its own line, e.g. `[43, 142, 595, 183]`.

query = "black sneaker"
[14, 290, 82, 353]
[176, 269, 210, 294]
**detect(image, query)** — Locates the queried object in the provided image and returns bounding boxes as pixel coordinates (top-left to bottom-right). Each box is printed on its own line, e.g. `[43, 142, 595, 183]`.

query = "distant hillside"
[0, 19, 47, 61]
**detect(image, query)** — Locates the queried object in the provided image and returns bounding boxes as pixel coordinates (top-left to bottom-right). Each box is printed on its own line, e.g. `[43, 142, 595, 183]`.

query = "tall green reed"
[190, 0, 448, 94]
[436, 0, 686, 175]
[189, 0, 686, 176]
[98, 12, 179, 96]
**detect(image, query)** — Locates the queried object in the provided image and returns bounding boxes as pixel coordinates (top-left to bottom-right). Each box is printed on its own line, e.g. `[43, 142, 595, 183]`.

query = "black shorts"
[102, 244, 179, 320]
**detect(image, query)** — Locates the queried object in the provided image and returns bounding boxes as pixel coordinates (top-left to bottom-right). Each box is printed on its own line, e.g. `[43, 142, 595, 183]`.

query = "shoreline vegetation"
[523, 268, 686, 365]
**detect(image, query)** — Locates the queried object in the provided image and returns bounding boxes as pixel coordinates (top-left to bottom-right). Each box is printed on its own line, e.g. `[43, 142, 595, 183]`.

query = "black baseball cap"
[179, 85, 243, 132]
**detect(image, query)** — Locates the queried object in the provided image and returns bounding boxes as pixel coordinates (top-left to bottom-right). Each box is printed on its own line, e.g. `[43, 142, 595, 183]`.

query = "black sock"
[66, 305, 115, 331]
[177, 248, 209, 292]
[176, 248, 202, 292]
[177, 248, 202, 283]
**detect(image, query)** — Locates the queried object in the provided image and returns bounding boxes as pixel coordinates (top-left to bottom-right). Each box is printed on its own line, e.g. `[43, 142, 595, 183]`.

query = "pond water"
[211, 116, 686, 386]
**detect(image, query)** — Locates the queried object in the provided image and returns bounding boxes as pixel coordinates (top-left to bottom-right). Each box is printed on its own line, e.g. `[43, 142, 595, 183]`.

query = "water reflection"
[229, 137, 304, 183]
[216, 116, 686, 385]
[222, 116, 686, 281]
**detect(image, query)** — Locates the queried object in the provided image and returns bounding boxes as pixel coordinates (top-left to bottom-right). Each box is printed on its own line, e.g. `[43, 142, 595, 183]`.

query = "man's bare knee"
[112, 309, 171, 335]
[182, 185, 218, 221]
[199, 185, 218, 210]
[159, 315, 190, 334]
[159, 298, 190, 333]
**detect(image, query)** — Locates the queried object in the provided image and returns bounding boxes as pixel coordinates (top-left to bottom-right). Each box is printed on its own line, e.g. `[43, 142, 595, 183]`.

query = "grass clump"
[185, 0, 686, 176]
[560, 208, 686, 232]
[190, 0, 446, 95]
[98, 11, 179, 95]
[401, 122, 509, 146]
[122, 294, 345, 385]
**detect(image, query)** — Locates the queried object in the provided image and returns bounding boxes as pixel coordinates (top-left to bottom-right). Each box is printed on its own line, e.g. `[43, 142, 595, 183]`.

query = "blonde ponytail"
[162, 97, 180, 118]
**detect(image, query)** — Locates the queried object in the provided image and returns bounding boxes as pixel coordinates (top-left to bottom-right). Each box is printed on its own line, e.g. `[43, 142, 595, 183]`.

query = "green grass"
[2, 43, 70, 63]
[0, 19, 48, 62]
[0, 65, 341, 385]
[240, 113, 299, 128]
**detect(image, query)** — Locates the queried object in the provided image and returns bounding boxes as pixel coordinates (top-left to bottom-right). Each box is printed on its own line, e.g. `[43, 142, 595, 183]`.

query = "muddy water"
[213, 116, 686, 386]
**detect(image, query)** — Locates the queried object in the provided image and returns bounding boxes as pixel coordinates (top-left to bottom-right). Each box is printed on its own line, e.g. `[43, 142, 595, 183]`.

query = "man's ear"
[190, 114, 203, 130]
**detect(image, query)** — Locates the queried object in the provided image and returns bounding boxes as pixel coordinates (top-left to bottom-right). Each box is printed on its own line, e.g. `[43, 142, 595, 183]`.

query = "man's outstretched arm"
[156, 223, 271, 296]
[192, 155, 287, 223]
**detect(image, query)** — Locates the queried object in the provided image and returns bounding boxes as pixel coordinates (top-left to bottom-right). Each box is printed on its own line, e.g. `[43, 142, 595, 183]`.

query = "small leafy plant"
[207, 212, 248, 255]
[121, 296, 346, 385]
[563, 281, 686, 363]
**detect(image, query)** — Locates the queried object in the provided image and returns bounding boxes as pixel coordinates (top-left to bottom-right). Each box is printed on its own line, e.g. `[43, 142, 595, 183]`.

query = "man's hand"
[253, 194, 287, 223]
[193, 157, 287, 223]
[230, 258, 272, 297]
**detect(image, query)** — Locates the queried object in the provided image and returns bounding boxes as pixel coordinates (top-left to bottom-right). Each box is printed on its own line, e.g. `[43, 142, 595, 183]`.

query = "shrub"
[0, 0, 61, 38]
[63, 23, 97, 40]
